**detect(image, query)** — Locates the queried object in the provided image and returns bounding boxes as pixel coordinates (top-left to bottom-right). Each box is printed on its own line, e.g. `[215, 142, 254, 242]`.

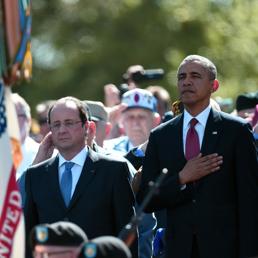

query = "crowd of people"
[14, 55, 258, 258]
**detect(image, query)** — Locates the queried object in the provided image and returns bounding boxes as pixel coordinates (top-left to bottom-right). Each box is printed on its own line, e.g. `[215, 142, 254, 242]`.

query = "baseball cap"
[78, 236, 132, 258]
[85, 101, 108, 122]
[121, 89, 157, 112]
[30, 221, 88, 249]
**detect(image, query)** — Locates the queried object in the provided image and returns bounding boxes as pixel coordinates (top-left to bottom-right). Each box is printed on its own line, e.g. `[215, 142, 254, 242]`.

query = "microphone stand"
[118, 168, 168, 247]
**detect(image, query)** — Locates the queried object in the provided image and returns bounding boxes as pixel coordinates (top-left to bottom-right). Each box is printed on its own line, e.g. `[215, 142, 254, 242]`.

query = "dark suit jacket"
[124, 147, 144, 170]
[24, 147, 138, 257]
[137, 109, 258, 258]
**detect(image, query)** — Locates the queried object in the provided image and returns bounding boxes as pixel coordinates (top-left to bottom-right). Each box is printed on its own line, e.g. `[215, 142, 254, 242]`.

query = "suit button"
[192, 199, 196, 203]
[63, 217, 69, 221]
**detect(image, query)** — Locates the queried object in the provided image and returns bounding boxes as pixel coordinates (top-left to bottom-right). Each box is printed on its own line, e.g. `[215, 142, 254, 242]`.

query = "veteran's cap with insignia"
[30, 221, 88, 249]
[121, 88, 157, 112]
[78, 236, 132, 258]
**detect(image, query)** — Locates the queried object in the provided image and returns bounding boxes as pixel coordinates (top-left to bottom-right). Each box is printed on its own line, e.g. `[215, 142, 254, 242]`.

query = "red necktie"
[185, 118, 200, 160]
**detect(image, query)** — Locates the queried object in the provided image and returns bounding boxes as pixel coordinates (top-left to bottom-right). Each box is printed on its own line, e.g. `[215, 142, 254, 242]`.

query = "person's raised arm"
[32, 132, 55, 165]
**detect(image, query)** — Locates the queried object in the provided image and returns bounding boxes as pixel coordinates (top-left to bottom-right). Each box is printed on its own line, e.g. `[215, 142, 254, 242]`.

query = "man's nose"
[58, 123, 68, 132]
[182, 76, 192, 86]
[131, 118, 141, 126]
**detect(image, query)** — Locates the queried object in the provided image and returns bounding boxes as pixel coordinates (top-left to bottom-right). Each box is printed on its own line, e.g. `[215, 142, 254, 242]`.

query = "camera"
[123, 69, 164, 83]
[119, 67, 165, 99]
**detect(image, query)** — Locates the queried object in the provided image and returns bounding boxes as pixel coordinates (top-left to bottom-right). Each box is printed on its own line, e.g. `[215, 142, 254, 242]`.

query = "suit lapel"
[201, 108, 222, 156]
[68, 148, 98, 210]
[173, 114, 185, 159]
[167, 114, 185, 161]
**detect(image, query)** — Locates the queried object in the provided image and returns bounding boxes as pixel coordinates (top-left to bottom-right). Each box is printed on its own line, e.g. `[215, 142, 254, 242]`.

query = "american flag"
[0, 82, 25, 258]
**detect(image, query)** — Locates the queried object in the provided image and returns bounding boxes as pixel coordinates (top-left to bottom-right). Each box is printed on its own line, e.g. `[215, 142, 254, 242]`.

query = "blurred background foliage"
[15, 0, 258, 114]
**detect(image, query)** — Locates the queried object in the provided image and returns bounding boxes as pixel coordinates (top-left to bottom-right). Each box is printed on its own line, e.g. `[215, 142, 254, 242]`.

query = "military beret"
[30, 221, 88, 249]
[78, 236, 132, 258]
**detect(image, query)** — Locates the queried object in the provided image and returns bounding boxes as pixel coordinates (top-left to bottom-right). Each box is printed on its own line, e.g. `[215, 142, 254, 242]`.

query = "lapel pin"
[212, 131, 218, 135]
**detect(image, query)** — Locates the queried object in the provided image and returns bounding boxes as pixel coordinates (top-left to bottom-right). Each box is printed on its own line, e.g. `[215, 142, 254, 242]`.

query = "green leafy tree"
[15, 0, 258, 114]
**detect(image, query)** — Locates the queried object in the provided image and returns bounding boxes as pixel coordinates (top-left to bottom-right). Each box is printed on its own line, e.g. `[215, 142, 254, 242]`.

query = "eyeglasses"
[49, 120, 83, 132]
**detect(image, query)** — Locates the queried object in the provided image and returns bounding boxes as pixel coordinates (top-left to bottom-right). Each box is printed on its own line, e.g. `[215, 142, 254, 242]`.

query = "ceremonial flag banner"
[1, 0, 32, 83]
[0, 82, 25, 258]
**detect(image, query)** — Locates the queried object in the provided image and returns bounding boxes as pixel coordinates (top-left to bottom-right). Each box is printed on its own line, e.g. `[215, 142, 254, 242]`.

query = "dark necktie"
[60, 162, 74, 207]
[185, 118, 200, 160]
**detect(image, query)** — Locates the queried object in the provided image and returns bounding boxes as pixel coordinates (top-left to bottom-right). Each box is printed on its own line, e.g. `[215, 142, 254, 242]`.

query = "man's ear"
[85, 121, 96, 147]
[83, 121, 91, 133]
[86, 121, 96, 134]
[83, 121, 89, 130]
[212, 79, 219, 92]
[154, 113, 161, 127]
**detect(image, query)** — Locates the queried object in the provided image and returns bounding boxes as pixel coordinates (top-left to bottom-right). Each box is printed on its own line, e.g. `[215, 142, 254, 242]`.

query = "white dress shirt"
[183, 104, 211, 154]
[58, 147, 88, 197]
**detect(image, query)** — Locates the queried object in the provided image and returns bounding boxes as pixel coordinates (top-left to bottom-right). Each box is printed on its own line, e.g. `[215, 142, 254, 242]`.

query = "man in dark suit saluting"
[24, 97, 138, 257]
[137, 55, 258, 258]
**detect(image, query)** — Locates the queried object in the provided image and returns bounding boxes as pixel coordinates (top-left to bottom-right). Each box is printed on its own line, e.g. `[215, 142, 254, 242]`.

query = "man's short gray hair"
[178, 55, 217, 80]
[12, 93, 31, 119]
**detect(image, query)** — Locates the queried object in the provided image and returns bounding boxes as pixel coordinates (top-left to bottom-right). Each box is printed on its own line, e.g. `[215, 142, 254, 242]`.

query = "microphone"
[118, 168, 168, 247]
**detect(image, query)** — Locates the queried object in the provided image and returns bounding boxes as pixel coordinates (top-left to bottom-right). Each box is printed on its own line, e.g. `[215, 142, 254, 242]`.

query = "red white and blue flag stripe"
[0, 82, 25, 258]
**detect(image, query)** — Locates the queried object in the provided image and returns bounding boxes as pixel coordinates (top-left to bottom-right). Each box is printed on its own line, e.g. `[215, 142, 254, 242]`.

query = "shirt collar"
[128, 140, 135, 150]
[58, 147, 88, 168]
[183, 104, 211, 130]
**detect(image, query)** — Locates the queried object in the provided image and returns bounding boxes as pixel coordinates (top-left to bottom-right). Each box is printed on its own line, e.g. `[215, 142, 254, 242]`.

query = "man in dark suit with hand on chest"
[137, 55, 258, 258]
